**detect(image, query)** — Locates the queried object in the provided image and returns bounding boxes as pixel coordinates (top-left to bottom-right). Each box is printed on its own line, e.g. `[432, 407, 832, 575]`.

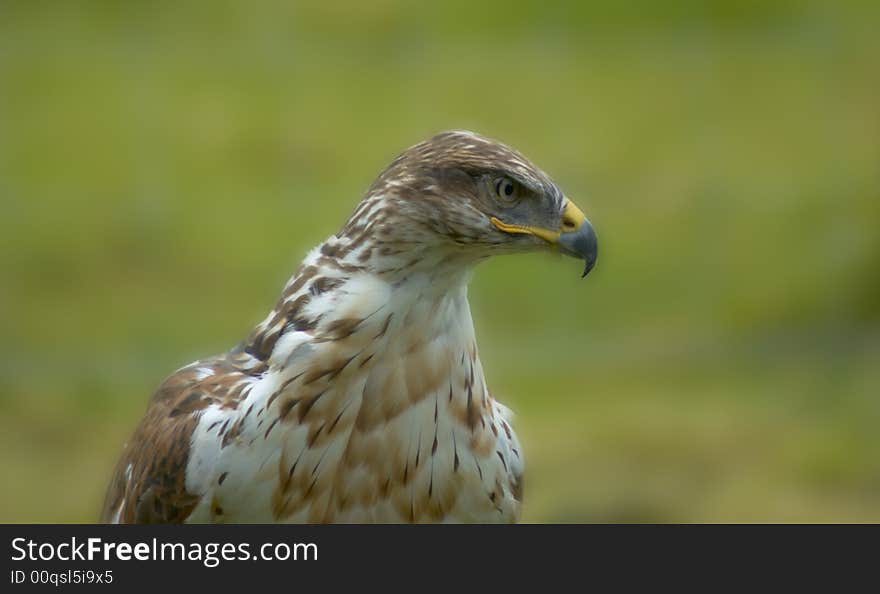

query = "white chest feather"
[184, 268, 524, 523]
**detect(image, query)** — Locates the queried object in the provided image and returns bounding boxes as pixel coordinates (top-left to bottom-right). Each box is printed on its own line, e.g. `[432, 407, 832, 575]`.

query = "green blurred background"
[1, 1, 878, 523]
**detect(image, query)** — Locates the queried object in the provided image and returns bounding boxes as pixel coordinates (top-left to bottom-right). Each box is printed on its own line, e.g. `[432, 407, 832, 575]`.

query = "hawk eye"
[494, 177, 518, 200]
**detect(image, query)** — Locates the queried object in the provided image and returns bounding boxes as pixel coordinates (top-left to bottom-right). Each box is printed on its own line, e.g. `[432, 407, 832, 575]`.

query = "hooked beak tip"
[581, 255, 596, 278]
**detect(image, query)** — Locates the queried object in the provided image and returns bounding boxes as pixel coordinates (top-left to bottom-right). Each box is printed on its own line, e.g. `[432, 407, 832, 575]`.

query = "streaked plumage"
[102, 130, 597, 523]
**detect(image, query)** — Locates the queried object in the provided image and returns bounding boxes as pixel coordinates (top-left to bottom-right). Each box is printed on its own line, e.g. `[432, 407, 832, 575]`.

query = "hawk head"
[338, 130, 598, 277]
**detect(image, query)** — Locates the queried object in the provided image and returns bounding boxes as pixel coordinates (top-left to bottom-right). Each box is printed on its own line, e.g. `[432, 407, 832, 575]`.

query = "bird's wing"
[101, 357, 259, 523]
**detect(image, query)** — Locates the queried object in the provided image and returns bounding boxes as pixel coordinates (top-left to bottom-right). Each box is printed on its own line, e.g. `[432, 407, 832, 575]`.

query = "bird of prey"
[102, 130, 598, 523]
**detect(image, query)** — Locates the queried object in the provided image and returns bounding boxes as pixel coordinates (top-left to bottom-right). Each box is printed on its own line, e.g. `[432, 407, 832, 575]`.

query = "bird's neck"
[242, 236, 482, 368]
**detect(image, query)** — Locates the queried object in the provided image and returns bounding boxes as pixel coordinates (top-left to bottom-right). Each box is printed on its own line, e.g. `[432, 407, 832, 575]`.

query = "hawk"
[102, 130, 598, 523]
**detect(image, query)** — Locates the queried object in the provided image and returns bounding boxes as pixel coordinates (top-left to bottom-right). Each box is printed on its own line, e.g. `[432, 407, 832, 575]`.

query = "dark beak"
[559, 219, 598, 278]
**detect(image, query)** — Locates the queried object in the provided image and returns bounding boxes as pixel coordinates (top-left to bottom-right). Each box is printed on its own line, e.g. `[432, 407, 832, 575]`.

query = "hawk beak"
[558, 200, 598, 278]
[489, 199, 598, 278]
